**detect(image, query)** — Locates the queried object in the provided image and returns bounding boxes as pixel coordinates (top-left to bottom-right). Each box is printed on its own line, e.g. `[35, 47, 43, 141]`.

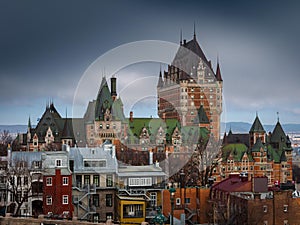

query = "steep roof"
[182, 36, 209, 64]
[61, 118, 74, 139]
[249, 115, 265, 133]
[223, 132, 249, 147]
[270, 121, 286, 143]
[215, 62, 223, 81]
[112, 97, 125, 121]
[157, 70, 163, 88]
[95, 77, 113, 121]
[251, 138, 265, 152]
[194, 105, 209, 124]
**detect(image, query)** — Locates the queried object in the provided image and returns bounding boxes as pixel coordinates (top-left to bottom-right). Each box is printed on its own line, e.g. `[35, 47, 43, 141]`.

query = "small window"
[263, 221, 268, 225]
[176, 198, 181, 205]
[62, 195, 68, 204]
[284, 220, 288, 225]
[56, 159, 62, 167]
[185, 198, 191, 204]
[100, 124, 103, 129]
[63, 177, 68, 186]
[46, 196, 52, 205]
[46, 177, 52, 186]
[283, 205, 288, 212]
[106, 124, 110, 129]
[263, 205, 267, 213]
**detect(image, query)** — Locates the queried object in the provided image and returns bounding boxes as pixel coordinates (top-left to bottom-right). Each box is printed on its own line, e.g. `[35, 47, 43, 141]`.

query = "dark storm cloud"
[0, 0, 299, 124]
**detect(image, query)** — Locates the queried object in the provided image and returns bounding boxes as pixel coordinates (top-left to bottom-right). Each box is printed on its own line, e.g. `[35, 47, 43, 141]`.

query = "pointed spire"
[193, 22, 196, 40]
[228, 125, 232, 135]
[250, 114, 265, 133]
[28, 116, 31, 129]
[215, 58, 223, 81]
[157, 65, 163, 88]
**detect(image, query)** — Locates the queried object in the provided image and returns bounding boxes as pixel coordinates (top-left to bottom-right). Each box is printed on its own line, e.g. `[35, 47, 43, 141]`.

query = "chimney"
[130, 111, 133, 122]
[149, 150, 153, 165]
[183, 39, 186, 45]
[111, 76, 117, 100]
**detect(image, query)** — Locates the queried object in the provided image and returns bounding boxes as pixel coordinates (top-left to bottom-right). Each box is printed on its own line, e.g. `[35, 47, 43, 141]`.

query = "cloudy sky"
[1, 0, 300, 126]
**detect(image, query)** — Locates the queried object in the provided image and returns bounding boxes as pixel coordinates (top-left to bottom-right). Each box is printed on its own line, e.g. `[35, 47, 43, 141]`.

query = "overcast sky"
[1, 0, 300, 126]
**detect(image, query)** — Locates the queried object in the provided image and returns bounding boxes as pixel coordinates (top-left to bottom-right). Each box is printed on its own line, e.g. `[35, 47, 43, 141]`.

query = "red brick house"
[43, 152, 73, 218]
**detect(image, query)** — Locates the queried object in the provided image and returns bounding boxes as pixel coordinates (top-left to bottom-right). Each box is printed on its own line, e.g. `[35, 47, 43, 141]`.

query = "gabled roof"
[222, 143, 250, 162]
[126, 118, 179, 144]
[194, 105, 209, 124]
[249, 115, 265, 133]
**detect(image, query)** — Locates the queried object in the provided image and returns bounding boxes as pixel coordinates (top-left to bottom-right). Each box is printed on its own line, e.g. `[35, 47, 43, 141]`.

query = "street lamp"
[169, 184, 176, 225]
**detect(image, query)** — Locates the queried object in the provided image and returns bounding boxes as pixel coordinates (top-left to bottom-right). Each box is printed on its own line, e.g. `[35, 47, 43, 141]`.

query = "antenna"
[277, 112, 279, 122]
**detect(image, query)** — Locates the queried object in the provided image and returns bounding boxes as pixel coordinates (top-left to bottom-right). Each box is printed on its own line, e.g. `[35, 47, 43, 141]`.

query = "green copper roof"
[112, 97, 125, 121]
[126, 118, 179, 144]
[95, 77, 113, 121]
[249, 115, 265, 133]
[194, 105, 209, 124]
[270, 121, 286, 143]
[266, 144, 281, 163]
[280, 150, 287, 162]
[222, 143, 250, 162]
[251, 138, 265, 152]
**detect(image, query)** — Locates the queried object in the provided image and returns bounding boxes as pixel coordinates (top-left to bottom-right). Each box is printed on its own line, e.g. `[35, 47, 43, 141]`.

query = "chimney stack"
[111, 76, 117, 100]
[130, 111, 133, 122]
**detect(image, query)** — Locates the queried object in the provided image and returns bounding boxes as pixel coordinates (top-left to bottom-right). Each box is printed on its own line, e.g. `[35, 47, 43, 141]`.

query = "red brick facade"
[43, 169, 73, 218]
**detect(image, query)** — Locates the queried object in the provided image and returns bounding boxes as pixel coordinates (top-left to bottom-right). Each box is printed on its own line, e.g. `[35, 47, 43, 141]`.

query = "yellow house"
[117, 196, 146, 225]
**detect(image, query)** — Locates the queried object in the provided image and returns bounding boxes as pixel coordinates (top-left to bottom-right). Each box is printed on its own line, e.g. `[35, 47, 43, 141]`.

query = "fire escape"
[73, 184, 96, 220]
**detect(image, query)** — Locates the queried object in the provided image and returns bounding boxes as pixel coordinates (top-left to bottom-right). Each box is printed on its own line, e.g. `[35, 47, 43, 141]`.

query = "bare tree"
[170, 135, 221, 187]
[6, 160, 43, 216]
[0, 130, 12, 145]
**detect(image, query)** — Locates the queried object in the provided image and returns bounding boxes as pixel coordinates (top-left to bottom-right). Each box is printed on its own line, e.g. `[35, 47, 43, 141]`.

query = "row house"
[42, 151, 73, 219]
[69, 144, 118, 222]
[116, 162, 166, 225]
[2, 147, 72, 218]
[209, 173, 300, 225]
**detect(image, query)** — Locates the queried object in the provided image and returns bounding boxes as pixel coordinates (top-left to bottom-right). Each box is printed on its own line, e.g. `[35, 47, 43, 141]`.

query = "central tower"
[157, 32, 223, 140]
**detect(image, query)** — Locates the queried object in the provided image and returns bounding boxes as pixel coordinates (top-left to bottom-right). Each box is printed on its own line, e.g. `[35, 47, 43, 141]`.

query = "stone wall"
[0, 216, 116, 225]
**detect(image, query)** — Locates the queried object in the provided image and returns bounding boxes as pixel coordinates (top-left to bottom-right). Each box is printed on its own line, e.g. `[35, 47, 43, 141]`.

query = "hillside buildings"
[4, 29, 298, 224]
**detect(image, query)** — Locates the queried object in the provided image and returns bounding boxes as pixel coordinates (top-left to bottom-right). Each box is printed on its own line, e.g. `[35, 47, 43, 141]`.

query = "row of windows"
[46, 177, 69, 186]
[46, 195, 69, 205]
[128, 178, 152, 187]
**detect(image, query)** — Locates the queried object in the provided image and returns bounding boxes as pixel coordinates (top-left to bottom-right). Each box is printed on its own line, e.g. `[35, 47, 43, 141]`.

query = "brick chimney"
[129, 111, 133, 122]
